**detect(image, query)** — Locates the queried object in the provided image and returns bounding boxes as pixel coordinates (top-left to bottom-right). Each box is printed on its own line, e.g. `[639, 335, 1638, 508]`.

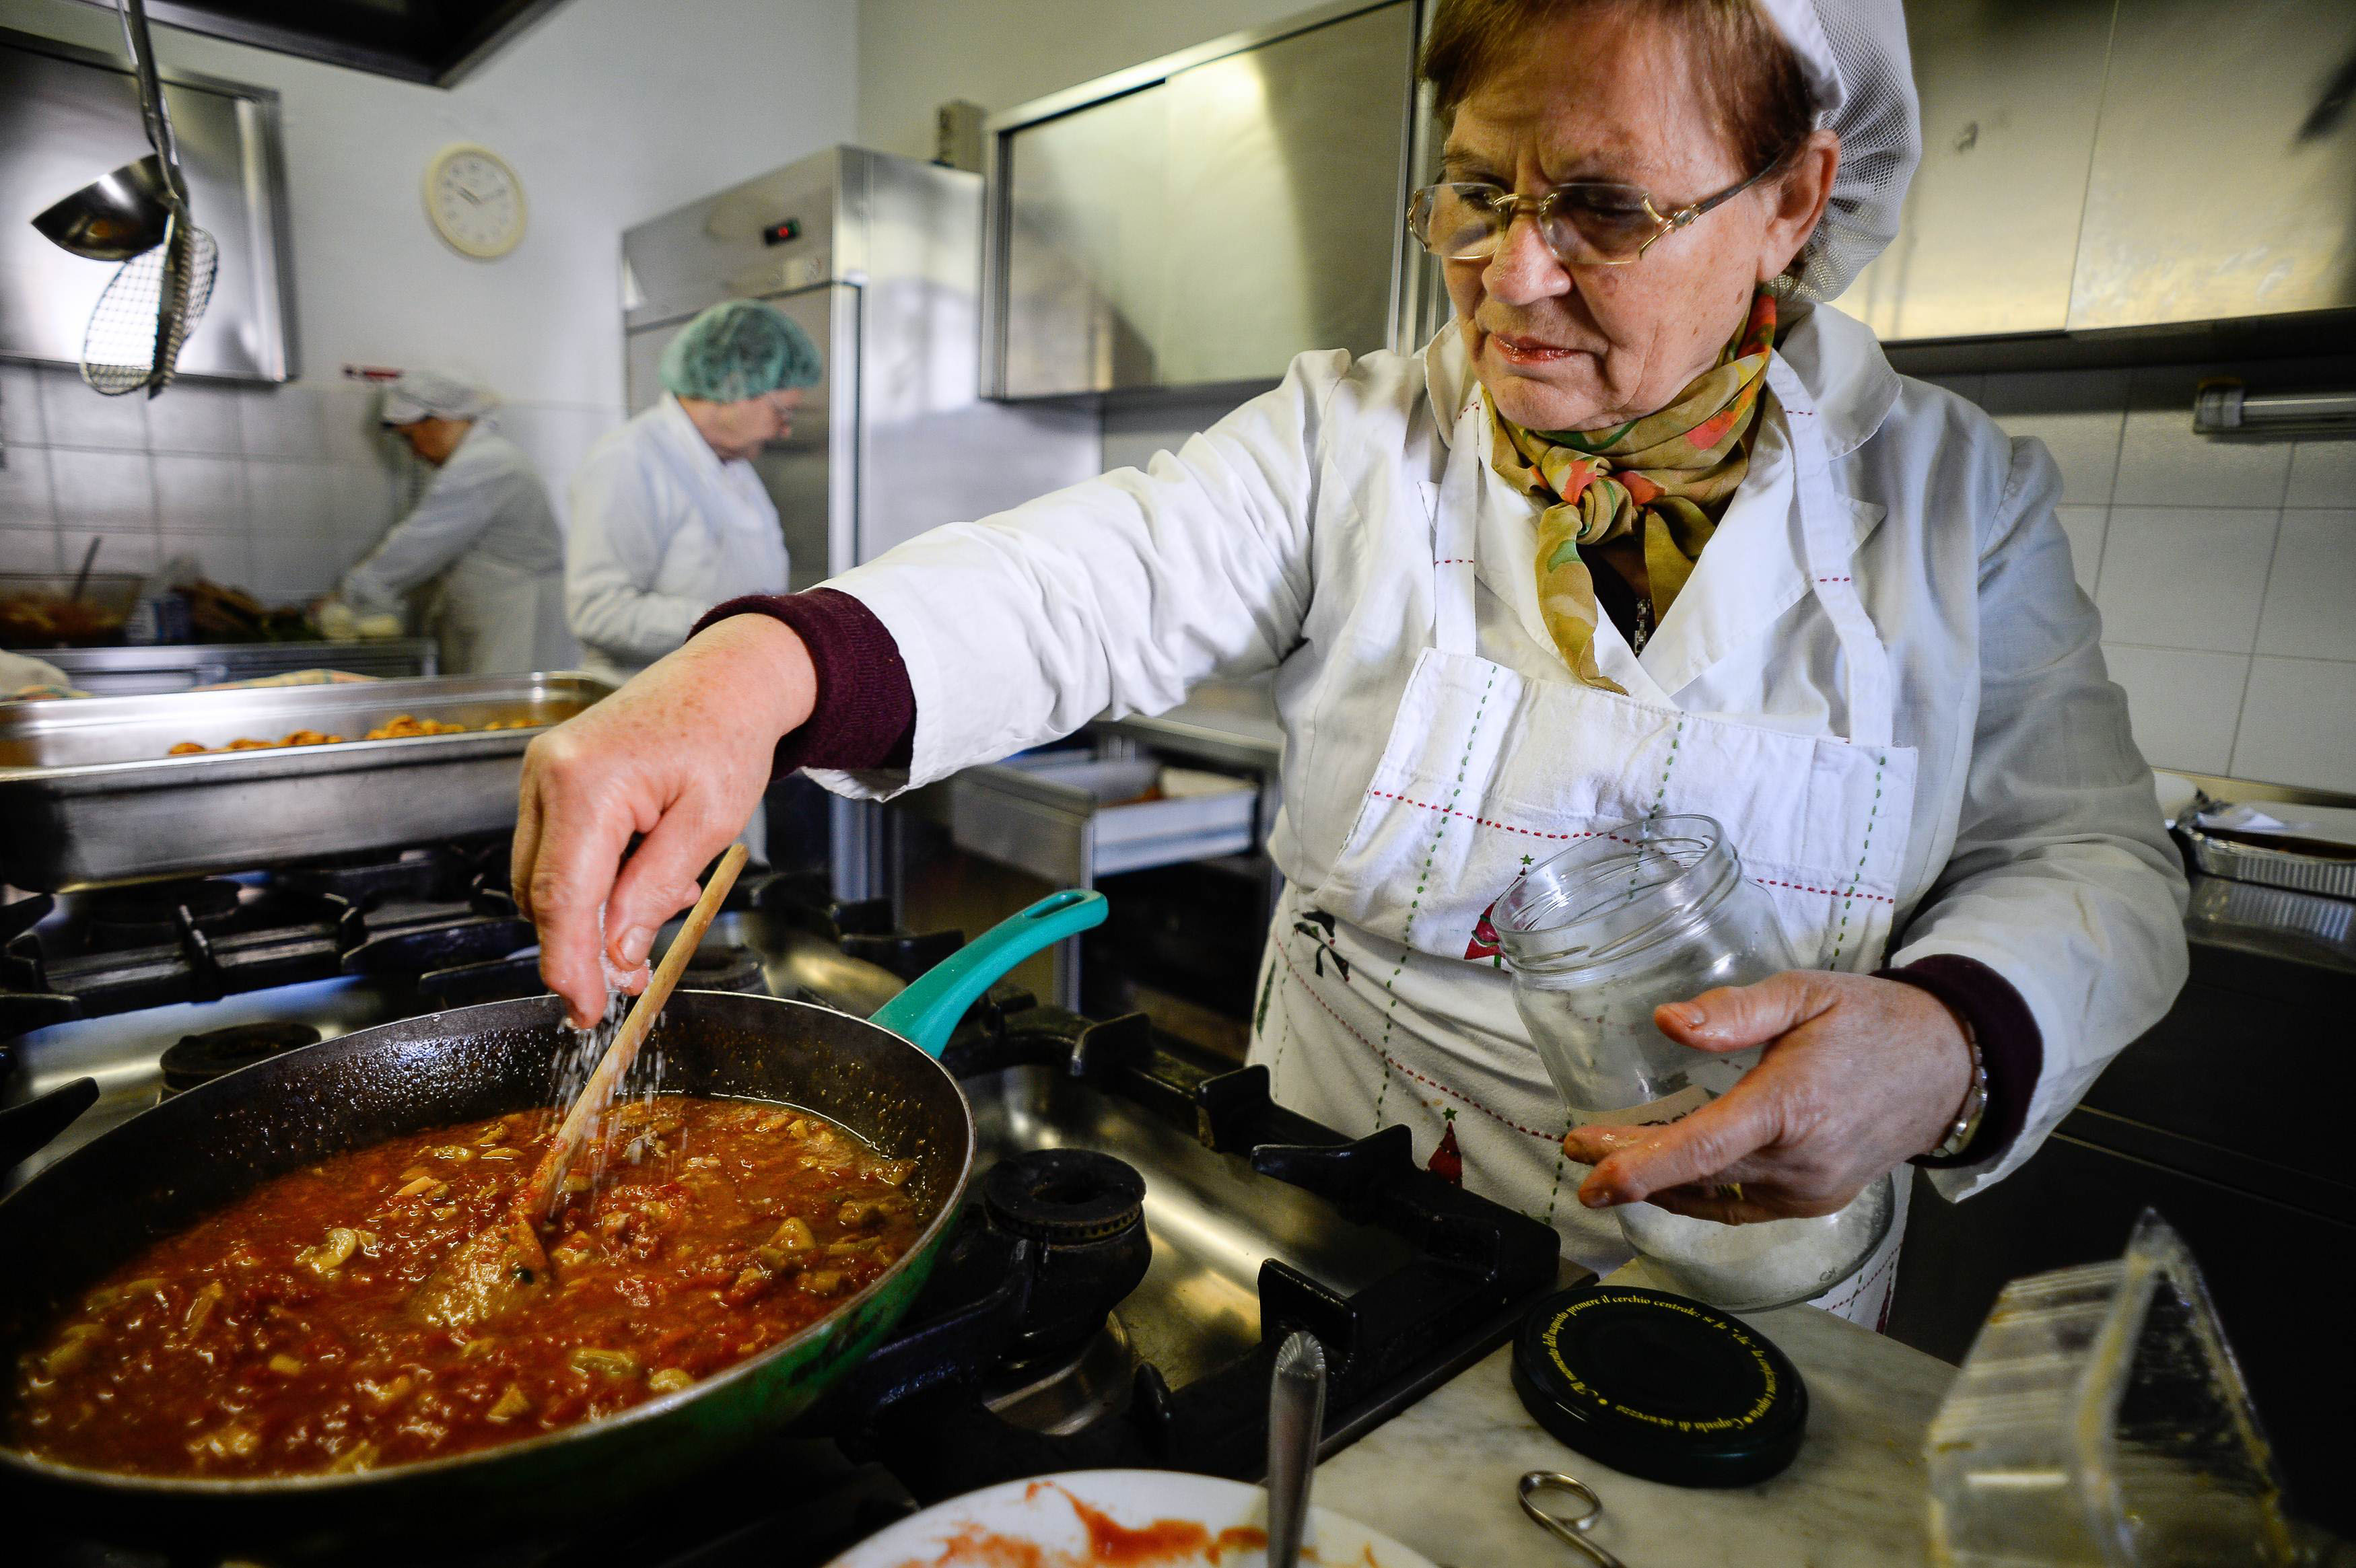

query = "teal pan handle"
[868, 889, 1107, 1056]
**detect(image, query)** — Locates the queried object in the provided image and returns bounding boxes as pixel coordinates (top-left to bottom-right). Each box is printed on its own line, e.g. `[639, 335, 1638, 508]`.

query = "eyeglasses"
[1408, 154, 1789, 269]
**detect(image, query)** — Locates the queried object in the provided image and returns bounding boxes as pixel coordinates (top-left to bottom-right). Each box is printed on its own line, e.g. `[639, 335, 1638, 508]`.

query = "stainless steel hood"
[67, 0, 571, 87]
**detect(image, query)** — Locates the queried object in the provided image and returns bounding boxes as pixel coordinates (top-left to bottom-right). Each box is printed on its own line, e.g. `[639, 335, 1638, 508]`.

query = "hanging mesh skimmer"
[80, 217, 217, 397]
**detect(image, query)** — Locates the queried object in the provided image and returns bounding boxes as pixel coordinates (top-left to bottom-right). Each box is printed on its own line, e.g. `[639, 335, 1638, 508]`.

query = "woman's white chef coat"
[809, 301, 2189, 1225]
[567, 394, 788, 684]
[341, 425, 572, 676]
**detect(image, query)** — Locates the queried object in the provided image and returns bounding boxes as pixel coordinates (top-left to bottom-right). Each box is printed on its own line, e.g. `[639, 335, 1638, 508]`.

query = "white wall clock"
[423, 143, 526, 260]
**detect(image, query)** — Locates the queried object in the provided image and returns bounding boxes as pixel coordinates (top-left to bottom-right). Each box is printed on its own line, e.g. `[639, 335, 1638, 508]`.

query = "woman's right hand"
[512, 614, 817, 1026]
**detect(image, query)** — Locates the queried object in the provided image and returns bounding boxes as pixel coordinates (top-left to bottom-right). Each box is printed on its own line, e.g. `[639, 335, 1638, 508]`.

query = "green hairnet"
[658, 299, 822, 402]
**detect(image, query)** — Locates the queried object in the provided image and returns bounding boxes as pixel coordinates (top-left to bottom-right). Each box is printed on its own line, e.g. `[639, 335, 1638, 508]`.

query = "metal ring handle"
[1517, 1472, 1626, 1567]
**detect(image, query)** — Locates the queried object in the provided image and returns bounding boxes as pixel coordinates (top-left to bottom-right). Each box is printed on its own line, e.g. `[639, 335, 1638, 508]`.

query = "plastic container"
[1926, 1211, 2293, 1567]
[1493, 813, 1893, 1312]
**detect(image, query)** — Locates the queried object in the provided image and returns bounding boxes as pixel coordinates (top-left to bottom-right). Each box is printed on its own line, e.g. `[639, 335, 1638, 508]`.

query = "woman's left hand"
[1559, 972, 1972, 1223]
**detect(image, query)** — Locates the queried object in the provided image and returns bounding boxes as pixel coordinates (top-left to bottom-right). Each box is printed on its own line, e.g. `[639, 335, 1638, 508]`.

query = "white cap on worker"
[378, 369, 496, 427]
[1752, 0, 1922, 303]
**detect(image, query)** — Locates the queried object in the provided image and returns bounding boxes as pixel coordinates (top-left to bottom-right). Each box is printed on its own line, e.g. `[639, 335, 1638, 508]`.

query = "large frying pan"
[0, 889, 1107, 1551]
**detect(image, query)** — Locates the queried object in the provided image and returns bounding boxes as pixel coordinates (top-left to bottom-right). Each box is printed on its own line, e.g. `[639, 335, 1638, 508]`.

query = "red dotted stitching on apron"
[1815, 575, 1852, 583]
[1752, 877, 1894, 906]
[1276, 941, 1559, 1143]
[1360, 791, 1896, 905]
[1435, 558, 1474, 565]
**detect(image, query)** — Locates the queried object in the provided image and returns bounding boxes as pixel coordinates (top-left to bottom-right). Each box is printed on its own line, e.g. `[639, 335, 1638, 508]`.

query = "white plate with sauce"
[826, 1467, 1439, 1568]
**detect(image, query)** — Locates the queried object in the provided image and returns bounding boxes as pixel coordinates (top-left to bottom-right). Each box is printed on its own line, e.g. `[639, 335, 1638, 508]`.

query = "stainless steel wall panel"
[620, 149, 843, 336]
[1, 29, 293, 382]
[2067, 0, 2356, 330]
[746, 283, 851, 592]
[1844, 0, 2113, 341]
[620, 145, 1101, 900]
[856, 151, 1100, 559]
[986, 0, 1419, 399]
[998, 85, 1174, 398]
[1156, 2, 1415, 386]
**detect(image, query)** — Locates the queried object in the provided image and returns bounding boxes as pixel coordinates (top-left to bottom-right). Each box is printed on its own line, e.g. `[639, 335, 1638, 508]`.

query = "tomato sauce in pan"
[3, 1096, 924, 1478]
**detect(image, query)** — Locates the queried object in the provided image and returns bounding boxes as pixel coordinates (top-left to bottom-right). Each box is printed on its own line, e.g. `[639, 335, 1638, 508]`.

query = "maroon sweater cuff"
[1877, 954, 2042, 1170]
[693, 588, 915, 775]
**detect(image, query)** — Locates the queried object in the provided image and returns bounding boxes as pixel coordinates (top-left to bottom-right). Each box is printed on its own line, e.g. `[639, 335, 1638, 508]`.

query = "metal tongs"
[1519, 1471, 1628, 1567]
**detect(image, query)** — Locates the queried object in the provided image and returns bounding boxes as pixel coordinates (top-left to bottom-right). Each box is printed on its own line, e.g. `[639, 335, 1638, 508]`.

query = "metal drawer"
[947, 753, 1257, 886]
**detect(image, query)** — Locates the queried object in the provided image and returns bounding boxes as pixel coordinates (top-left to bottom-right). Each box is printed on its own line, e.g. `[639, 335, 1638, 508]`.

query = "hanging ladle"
[31, 153, 173, 262]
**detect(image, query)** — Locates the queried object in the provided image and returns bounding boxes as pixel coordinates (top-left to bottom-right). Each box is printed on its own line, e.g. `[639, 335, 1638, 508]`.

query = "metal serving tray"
[0, 672, 613, 890]
[2178, 819, 2356, 902]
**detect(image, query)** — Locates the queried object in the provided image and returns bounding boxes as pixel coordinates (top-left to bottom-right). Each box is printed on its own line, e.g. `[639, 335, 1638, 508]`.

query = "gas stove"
[2, 845, 1563, 1567]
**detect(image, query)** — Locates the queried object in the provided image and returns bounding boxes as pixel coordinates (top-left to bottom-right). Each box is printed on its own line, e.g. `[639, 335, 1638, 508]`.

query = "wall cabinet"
[1843, 0, 2112, 341]
[2068, 0, 2356, 331]
[988, 0, 1419, 399]
[1850, 0, 2356, 341]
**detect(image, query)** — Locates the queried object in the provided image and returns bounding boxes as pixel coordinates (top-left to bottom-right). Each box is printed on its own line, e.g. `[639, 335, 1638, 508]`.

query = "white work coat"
[341, 425, 571, 676]
[567, 394, 788, 684]
[813, 302, 2189, 1233]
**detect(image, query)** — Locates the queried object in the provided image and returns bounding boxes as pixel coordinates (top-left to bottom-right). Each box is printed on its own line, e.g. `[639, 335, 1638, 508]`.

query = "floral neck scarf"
[1486, 289, 1777, 690]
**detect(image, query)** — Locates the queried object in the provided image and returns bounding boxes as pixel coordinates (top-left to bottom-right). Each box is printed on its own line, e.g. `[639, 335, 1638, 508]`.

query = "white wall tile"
[0, 362, 46, 447]
[321, 384, 398, 472]
[77, 527, 161, 577]
[2095, 505, 2279, 653]
[1995, 413, 2124, 505]
[159, 528, 253, 586]
[46, 448, 157, 535]
[0, 524, 60, 575]
[2102, 644, 2251, 773]
[2285, 440, 2356, 509]
[2114, 365, 2292, 509]
[249, 530, 351, 601]
[145, 381, 248, 456]
[2053, 505, 2108, 593]
[1980, 369, 2130, 506]
[37, 367, 149, 450]
[2231, 656, 2356, 791]
[153, 456, 248, 534]
[238, 386, 328, 460]
[327, 464, 401, 544]
[250, 462, 334, 535]
[2254, 510, 2356, 662]
[0, 444, 53, 528]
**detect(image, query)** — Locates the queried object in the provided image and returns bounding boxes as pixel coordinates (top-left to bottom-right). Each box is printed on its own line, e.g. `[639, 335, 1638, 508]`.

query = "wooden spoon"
[411, 844, 750, 1328]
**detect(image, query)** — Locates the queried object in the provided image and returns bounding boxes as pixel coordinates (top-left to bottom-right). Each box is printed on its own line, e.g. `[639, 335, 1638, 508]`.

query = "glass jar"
[1494, 813, 1894, 1312]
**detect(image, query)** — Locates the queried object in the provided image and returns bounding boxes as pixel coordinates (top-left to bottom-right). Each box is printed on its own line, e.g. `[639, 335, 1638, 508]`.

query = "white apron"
[427, 554, 573, 676]
[1246, 357, 1922, 1326]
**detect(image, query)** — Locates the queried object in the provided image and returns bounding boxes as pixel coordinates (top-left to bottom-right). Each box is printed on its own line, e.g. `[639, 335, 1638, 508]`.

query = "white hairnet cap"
[379, 370, 495, 426]
[1754, 0, 1921, 302]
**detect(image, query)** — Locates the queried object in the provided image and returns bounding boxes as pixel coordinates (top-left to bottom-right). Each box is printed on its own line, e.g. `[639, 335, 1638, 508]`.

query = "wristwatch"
[1924, 1012, 1986, 1161]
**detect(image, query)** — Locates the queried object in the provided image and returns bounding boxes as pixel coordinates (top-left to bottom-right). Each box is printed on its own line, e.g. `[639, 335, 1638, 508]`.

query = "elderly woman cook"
[514, 0, 2186, 1321]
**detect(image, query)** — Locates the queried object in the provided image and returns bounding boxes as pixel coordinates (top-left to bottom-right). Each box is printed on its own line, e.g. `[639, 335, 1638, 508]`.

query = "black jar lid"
[1511, 1284, 1808, 1488]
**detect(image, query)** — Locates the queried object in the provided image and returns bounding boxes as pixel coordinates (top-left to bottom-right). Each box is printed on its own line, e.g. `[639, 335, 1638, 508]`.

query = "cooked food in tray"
[4, 1097, 922, 1478]
[164, 713, 543, 756]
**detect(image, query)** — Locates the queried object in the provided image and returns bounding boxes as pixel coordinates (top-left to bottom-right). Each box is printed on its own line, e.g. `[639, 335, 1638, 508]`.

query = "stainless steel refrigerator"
[621, 145, 1097, 898]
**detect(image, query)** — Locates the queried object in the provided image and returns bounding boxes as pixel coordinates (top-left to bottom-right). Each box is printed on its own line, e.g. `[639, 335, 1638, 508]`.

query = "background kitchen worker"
[563, 299, 819, 685]
[333, 371, 572, 676]
[512, 0, 2188, 1325]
